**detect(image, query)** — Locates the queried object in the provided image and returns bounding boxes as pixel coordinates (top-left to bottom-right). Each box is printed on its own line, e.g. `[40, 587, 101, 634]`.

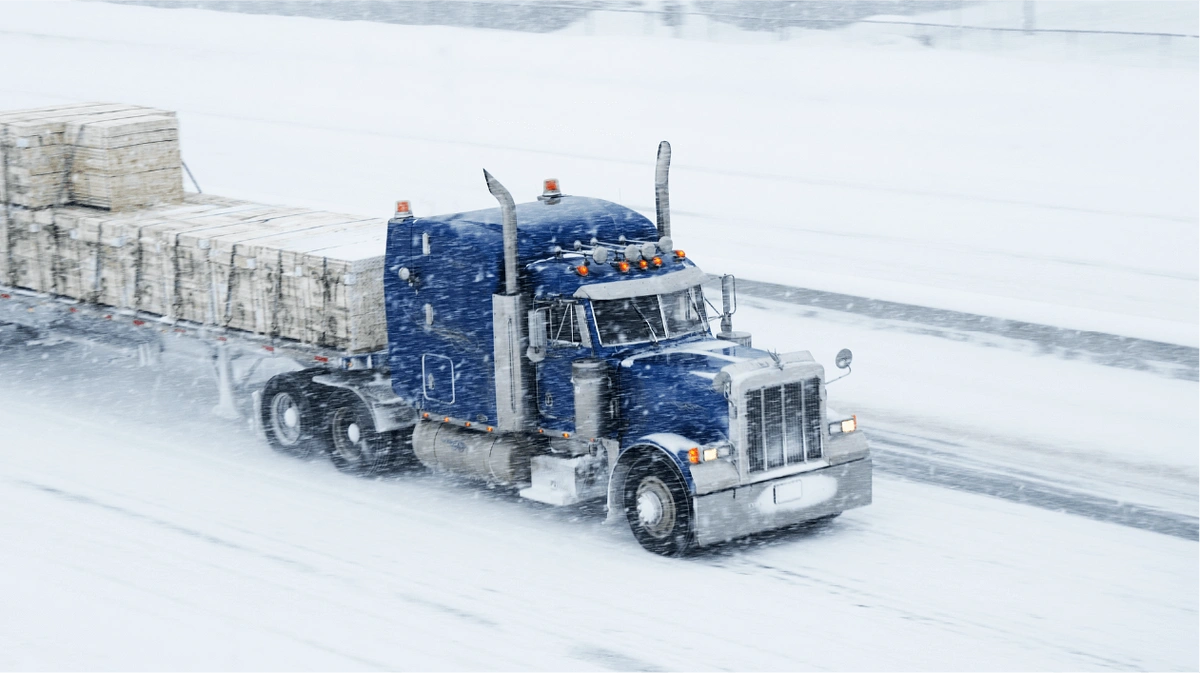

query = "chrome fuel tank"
[412, 421, 545, 484]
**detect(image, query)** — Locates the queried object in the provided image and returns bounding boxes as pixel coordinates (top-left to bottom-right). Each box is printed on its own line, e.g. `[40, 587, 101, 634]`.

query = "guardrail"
[107, 0, 1199, 65]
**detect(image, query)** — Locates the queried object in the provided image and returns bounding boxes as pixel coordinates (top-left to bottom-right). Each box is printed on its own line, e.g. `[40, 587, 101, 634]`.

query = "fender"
[311, 372, 417, 432]
[604, 432, 697, 525]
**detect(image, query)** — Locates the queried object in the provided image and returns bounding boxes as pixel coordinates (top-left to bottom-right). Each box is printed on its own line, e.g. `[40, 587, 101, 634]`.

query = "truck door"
[534, 299, 592, 427]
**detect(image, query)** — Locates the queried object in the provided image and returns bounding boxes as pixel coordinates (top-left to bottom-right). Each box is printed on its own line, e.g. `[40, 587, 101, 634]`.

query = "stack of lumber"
[1, 195, 389, 353]
[0, 102, 182, 211]
[0, 102, 388, 353]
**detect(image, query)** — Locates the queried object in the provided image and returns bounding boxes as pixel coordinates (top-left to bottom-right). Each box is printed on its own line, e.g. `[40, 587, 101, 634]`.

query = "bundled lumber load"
[1, 102, 388, 353]
[0, 102, 182, 211]
[1, 195, 389, 353]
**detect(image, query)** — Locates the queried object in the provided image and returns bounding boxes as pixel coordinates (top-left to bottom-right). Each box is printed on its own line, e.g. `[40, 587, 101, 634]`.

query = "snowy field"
[0, 1, 1195, 345]
[0, 1, 1197, 670]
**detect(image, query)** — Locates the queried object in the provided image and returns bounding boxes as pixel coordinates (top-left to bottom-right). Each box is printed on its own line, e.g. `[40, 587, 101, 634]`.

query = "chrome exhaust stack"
[483, 169, 533, 431]
[485, 169, 520, 297]
[654, 140, 672, 241]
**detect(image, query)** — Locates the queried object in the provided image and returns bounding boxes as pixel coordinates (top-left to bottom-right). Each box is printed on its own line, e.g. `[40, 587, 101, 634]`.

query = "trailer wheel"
[326, 392, 390, 476]
[261, 373, 326, 459]
[624, 452, 694, 556]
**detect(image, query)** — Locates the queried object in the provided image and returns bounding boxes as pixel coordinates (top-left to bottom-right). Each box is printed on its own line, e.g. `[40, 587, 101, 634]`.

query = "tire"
[624, 451, 695, 556]
[260, 372, 328, 459]
[325, 391, 392, 476]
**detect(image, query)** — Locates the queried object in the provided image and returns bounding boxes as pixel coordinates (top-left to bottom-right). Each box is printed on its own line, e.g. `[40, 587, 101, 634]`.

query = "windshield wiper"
[631, 301, 660, 345]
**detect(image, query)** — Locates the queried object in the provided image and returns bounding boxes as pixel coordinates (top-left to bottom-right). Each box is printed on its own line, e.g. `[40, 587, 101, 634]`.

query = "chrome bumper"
[692, 457, 873, 547]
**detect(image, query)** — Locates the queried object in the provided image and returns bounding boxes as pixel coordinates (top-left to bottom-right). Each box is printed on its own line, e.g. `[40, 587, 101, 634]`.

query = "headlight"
[829, 415, 857, 434]
[699, 441, 733, 462]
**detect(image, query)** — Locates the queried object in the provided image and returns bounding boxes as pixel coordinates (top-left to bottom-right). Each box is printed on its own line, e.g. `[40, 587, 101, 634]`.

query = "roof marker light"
[540, 178, 562, 202]
[674, 249, 686, 259]
[651, 256, 663, 267]
[576, 264, 590, 277]
[615, 261, 630, 273]
[638, 259, 649, 270]
[395, 200, 413, 220]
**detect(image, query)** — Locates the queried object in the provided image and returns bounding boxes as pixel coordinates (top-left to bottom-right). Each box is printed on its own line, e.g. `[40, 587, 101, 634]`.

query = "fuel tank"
[412, 421, 546, 484]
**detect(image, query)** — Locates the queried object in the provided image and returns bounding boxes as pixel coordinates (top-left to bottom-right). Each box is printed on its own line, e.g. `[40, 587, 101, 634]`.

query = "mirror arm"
[826, 366, 851, 385]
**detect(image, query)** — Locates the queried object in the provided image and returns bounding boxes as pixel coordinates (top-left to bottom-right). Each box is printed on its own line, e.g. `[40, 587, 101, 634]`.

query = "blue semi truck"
[1, 140, 872, 555]
[348, 141, 869, 554]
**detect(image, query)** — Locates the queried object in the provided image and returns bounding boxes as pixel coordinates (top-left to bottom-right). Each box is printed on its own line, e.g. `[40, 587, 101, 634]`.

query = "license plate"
[773, 478, 804, 504]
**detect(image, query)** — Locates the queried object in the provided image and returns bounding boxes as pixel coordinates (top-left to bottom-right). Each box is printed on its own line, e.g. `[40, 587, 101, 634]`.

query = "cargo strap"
[318, 256, 331, 347]
[1, 126, 13, 287]
[132, 225, 146, 314]
[222, 246, 238, 328]
[270, 249, 283, 340]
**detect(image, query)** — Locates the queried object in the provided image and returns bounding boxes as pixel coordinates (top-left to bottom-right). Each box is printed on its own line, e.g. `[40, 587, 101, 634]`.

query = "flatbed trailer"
[0, 284, 413, 456]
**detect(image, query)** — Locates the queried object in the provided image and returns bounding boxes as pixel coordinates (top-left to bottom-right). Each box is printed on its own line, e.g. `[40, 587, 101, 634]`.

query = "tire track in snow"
[866, 431, 1200, 541]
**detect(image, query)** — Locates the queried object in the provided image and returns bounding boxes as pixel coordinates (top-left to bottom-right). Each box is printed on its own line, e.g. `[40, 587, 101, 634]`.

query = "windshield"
[591, 285, 708, 346]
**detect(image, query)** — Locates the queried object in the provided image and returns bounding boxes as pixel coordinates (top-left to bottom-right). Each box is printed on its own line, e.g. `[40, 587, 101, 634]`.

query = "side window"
[539, 300, 586, 346]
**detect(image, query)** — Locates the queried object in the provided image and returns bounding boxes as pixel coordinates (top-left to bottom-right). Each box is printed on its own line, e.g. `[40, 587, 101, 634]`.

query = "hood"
[615, 338, 767, 446]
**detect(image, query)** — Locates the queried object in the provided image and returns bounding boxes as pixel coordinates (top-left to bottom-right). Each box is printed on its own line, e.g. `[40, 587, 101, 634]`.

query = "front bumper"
[692, 457, 873, 547]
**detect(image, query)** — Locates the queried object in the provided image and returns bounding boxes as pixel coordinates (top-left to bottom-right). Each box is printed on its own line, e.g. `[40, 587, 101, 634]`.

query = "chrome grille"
[744, 378, 822, 474]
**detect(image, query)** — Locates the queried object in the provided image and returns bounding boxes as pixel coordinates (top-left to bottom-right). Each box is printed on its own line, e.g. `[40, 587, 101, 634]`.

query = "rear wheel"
[260, 372, 329, 459]
[326, 392, 391, 476]
[624, 452, 694, 556]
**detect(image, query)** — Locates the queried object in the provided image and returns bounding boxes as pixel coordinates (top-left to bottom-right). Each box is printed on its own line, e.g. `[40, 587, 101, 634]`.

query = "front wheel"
[624, 452, 694, 556]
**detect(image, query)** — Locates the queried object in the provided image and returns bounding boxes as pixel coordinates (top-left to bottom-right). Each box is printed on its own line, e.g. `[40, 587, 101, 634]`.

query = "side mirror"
[835, 348, 853, 370]
[527, 308, 547, 363]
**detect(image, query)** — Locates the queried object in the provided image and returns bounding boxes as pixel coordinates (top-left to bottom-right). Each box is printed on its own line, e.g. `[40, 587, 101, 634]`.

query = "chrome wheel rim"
[270, 392, 302, 446]
[635, 476, 676, 539]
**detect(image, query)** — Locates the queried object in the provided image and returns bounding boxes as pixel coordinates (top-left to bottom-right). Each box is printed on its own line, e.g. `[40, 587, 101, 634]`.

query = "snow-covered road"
[0, 327, 1195, 671]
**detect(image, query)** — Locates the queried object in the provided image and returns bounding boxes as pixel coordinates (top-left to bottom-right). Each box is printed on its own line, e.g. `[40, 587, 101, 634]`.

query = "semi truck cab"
[382, 143, 872, 555]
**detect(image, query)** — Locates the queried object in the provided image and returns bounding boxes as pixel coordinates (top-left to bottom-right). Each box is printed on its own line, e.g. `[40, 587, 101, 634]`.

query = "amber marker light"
[674, 250, 686, 259]
[638, 259, 649, 270]
[562, 432, 570, 438]
[443, 417, 451, 423]
[422, 412, 430, 419]
[616, 261, 630, 273]
[576, 264, 590, 277]
[687, 447, 701, 464]
[651, 256, 663, 267]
